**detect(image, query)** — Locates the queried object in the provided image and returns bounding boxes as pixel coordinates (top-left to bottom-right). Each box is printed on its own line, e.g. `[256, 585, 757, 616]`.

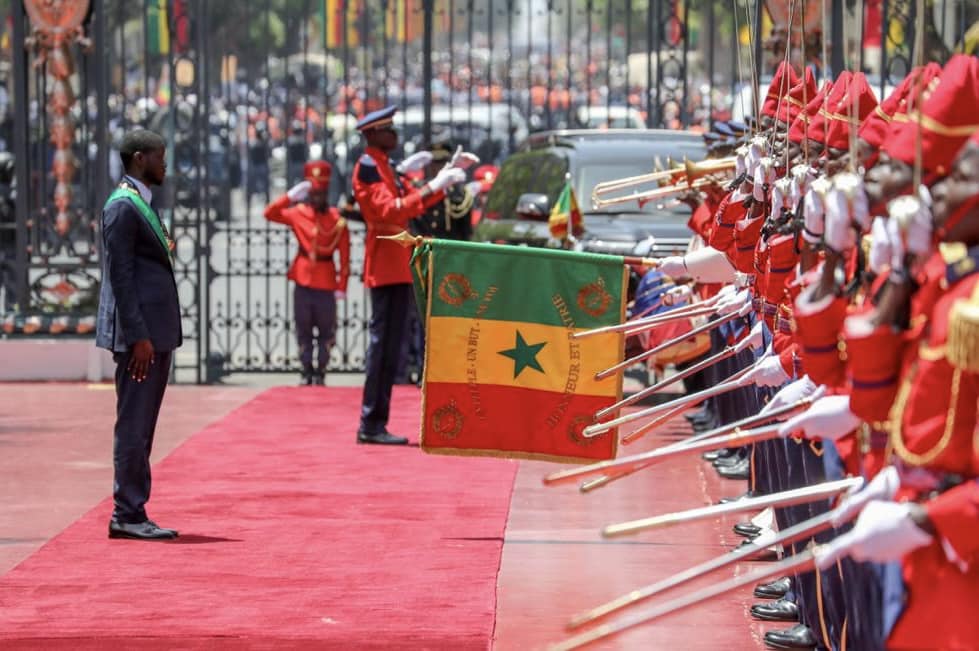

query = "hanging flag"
[147, 0, 170, 55]
[548, 180, 584, 240]
[411, 240, 626, 462]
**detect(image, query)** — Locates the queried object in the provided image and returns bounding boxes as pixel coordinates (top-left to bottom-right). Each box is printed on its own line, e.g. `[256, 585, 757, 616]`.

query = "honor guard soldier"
[352, 105, 477, 445]
[265, 160, 350, 386]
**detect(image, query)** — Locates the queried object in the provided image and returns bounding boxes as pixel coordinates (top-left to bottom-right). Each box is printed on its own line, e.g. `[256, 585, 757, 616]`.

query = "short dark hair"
[119, 129, 166, 171]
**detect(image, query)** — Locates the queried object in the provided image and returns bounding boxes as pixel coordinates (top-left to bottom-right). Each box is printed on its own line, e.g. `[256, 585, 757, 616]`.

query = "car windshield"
[482, 150, 569, 221]
[577, 164, 686, 215]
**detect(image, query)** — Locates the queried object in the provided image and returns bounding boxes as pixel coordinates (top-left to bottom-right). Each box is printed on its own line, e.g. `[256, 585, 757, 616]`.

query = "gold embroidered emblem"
[438, 273, 478, 306]
[576, 278, 612, 317]
[567, 415, 597, 446]
[432, 401, 464, 440]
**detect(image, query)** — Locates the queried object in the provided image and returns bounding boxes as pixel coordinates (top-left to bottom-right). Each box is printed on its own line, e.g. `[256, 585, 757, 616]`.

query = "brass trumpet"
[591, 156, 737, 210]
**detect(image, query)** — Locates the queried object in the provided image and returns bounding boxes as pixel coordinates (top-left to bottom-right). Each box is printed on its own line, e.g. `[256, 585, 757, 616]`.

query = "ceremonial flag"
[147, 0, 170, 55]
[548, 180, 584, 240]
[411, 240, 625, 462]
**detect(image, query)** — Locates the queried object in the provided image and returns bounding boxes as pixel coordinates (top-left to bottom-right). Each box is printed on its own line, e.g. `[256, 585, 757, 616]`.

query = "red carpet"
[0, 386, 517, 649]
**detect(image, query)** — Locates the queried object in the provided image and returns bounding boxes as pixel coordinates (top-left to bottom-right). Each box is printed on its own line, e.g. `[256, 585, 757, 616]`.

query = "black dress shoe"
[357, 431, 409, 445]
[312, 372, 325, 386]
[734, 522, 762, 538]
[108, 520, 178, 540]
[751, 597, 799, 622]
[764, 624, 817, 650]
[702, 449, 723, 462]
[717, 457, 750, 480]
[145, 519, 179, 537]
[719, 490, 756, 504]
[754, 576, 792, 599]
[299, 374, 313, 386]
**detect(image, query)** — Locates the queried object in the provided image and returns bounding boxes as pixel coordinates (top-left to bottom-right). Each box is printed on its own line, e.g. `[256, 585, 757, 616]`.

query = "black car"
[474, 129, 706, 256]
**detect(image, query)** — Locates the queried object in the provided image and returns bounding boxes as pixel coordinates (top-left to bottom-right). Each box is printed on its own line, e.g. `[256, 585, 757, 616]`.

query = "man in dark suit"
[96, 129, 182, 540]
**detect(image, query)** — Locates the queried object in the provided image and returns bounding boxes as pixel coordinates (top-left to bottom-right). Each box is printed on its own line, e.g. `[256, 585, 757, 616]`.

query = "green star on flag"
[498, 330, 546, 378]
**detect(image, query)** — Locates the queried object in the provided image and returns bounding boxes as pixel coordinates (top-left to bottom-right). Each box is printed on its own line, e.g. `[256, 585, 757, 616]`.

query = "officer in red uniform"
[264, 160, 350, 385]
[352, 105, 475, 444]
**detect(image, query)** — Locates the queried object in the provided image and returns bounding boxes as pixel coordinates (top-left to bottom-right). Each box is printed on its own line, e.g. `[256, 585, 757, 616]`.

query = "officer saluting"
[352, 105, 477, 444]
[408, 130, 478, 241]
[265, 160, 350, 385]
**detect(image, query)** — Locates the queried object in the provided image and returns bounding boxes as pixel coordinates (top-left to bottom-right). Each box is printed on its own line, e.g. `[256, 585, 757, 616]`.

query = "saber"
[585, 360, 757, 437]
[596, 323, 763, 422]
[548, 549, 821, 651]
[568, 507, 851, 629]
[602, 477, 862, 538]
[621, 307, 716, 337]
[546, 421, 781, 487]
[595, 302, 752, 380]
[573, 301, 717, 340]
[578, 394, 819, 492]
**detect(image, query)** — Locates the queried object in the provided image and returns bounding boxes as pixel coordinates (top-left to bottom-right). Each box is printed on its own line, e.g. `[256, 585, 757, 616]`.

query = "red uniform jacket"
[264, 195, 350, 292]
[353, 146, 444, 288]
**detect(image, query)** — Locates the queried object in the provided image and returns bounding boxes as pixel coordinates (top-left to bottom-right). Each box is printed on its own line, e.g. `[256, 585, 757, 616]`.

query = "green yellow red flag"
[411, 240, 625, 462]
[548, 180, 584, 240]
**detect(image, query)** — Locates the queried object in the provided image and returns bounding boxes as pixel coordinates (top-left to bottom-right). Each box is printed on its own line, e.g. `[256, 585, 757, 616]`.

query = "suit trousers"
[360, 283, 413, 434]
[112, 349, 172, 523]
[294, 284, 337, 374]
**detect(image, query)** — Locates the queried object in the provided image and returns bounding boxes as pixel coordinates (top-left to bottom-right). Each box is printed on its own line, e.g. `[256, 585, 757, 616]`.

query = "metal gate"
[2, 0, 973, 382]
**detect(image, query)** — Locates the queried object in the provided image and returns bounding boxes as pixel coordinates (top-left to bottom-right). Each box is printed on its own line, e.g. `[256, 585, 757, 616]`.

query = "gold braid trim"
[947, 282, 979, 373]
[889, 363, 962, 467]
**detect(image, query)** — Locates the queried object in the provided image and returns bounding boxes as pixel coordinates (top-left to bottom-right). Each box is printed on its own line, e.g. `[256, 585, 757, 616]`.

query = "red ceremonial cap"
[823, 72, 879, 151]
[777, 67, 818, 125]
[885, 55, 979, 175]
[788, 80, 831, 144]
[858, 65, 928, 148]
[303, 160, 332, 190]
[761, 61, 801, 120]
[806, 71, 852, 146]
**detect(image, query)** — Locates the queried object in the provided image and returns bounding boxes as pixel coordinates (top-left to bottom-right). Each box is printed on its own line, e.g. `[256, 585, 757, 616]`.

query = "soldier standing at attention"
[352, 105, 476, 445]
[265, 160, 350, 386]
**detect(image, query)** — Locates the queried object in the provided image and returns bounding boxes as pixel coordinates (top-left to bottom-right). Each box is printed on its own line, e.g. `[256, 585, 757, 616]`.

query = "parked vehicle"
[473, 129, 706, 257]
[394, 103, 530, 164]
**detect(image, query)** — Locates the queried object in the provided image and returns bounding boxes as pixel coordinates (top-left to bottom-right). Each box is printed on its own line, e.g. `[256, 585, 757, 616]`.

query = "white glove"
[657, 256, 687, 278]
[832, 466, 901, 527]
[846, 500, 933, 563]
[395, 151, 433, 175]
[334, 291, 346, 301]
[803, 179, 831, 243]
[760, 376, 821, 415]
[742, 354, 791, 388]
[715, 288, 750, 315]
[662, 285, 693, 306]
[824, 186, 857, 253]
[868, 217, 893, 275]
[778, 394, 862, 441]
[753, 158, 775, 202]
[886, 216, 906, 273]
[426, 166, 467, 193]
[465, 180, 483, 198]
[449, 145, 480, 170]
[287, 180, 312, 203]
[888, 188, 934, 258]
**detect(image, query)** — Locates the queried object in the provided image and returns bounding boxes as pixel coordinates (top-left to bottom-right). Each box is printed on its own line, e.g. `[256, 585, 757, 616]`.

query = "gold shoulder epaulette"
[336, 217, 347, 231]
[947, 283, 979, 373]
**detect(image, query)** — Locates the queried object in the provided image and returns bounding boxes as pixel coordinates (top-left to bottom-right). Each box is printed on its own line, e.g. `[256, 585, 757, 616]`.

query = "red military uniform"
[264, 195, 350, 292]
[353, 145, 444, 288]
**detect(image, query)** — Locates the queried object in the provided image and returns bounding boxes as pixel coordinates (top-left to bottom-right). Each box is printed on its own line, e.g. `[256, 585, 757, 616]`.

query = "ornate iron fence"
[1, 0, 972, 382]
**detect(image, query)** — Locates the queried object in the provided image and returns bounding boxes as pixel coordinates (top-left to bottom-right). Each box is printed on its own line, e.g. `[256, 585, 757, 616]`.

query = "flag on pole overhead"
[411, 240, 625, 462]
[147, 0, 170, 55]
[548, 180, 584, 241]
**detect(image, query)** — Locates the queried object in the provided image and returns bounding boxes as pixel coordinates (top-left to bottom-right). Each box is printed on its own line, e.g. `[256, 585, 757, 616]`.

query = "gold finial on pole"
[377, 231, 426, 248]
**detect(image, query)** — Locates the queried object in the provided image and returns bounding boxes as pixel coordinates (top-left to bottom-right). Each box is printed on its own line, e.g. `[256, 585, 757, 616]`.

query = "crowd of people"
[607, 54, 979, 650]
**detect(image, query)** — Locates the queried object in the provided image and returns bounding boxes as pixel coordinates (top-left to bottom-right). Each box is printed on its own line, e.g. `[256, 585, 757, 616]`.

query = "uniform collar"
[365, 145, 390, 164]
[123, 175, 153, 205]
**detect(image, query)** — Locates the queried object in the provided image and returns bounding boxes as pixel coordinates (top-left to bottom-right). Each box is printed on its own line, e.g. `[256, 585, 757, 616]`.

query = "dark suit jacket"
[96, 180, 182, 353]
